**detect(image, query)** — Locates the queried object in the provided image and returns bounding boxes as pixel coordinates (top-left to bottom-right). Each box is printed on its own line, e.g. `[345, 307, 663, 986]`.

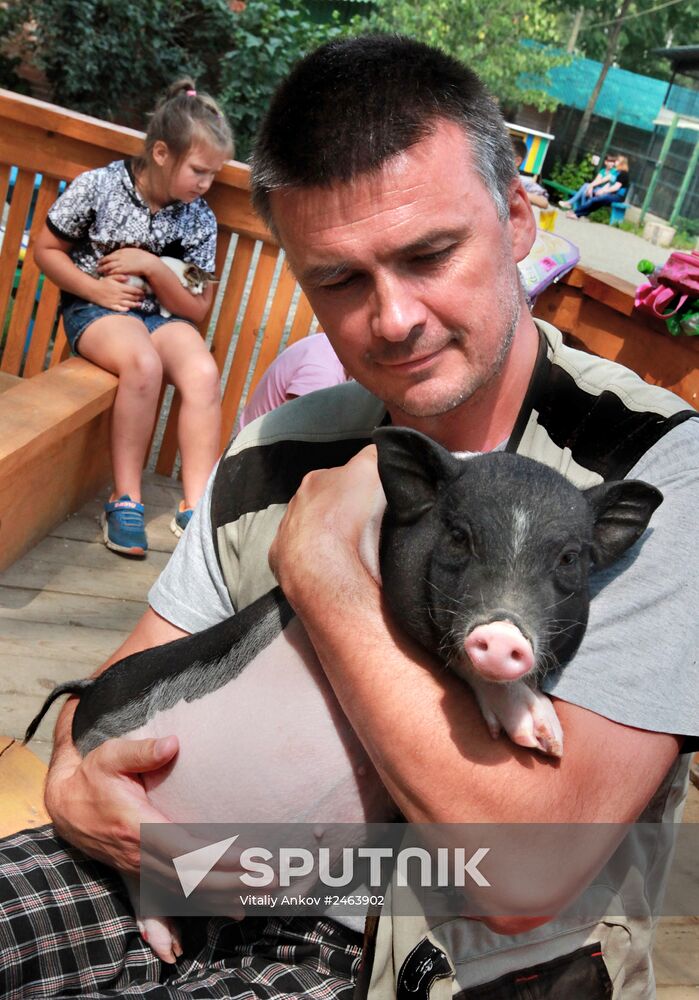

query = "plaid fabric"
[0, 826, 362, 999]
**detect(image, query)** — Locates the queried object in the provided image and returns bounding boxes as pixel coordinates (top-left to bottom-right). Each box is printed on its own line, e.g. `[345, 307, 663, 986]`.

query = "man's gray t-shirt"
[149, 416, 699, 740]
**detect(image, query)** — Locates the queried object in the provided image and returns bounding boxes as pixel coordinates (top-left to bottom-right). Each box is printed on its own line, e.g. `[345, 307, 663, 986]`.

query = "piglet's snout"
[464, 621, 534, 682]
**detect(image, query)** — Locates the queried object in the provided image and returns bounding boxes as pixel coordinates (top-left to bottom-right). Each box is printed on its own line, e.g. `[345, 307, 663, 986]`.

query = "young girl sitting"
[34, 79, 233, 556]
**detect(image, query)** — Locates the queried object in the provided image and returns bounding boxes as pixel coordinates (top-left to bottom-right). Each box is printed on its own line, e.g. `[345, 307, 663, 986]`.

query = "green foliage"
[617, 220, 644, 237]
[360, 0, 568, 111]
[217, 1, 344, 161]
[28, 0, 239, 126]
[555, 0, 699, 83]
[22, 0, 341, 158]
[550, 154, 595, 191]
[673, 216, 699, 239]
[0, 0, 31, 93]
[671, 230, 697, 251]
[588, 205, 611, 225]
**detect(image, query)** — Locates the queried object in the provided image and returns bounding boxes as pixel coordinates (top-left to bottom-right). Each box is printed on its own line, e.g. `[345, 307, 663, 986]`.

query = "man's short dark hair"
[511, 137, 528, 164]
[251, 34, 518, 228]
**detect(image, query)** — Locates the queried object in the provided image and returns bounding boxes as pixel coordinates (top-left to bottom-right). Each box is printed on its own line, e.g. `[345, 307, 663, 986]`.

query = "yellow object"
[539, 207, 556, 232]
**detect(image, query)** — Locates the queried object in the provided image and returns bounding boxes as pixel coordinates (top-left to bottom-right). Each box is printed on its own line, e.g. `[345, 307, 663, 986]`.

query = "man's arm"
[270, 447, 681, 927]
[45, 608, 189, 873]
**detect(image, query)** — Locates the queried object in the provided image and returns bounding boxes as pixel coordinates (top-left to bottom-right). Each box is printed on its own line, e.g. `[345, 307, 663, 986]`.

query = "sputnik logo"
[172, 835, 239, 898]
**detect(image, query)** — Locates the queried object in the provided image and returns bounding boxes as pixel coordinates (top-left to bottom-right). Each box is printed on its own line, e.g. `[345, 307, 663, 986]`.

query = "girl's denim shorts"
[62, 298, 193, 355]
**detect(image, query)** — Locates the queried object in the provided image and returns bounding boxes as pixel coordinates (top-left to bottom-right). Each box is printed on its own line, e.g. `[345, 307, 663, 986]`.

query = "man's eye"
[320, 275, 358, 292]
[413, 246, 455, 265]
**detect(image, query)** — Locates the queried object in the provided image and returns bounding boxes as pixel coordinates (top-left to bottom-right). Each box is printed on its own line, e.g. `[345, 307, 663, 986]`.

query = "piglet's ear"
[373, 427, 461, 525]
[584, 479, 663, 569]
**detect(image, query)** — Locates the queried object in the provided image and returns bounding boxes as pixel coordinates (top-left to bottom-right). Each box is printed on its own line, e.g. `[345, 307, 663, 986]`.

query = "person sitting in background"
[237, 331, 348, 430]
[511, 137, 549, 209]
[559, 153, 617, 212]
[566, 154, 629, 219]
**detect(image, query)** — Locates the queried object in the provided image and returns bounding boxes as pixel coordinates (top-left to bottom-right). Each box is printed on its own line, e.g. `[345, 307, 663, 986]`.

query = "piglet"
[25, 427, 662, 960]
[374, 428, 663, 758]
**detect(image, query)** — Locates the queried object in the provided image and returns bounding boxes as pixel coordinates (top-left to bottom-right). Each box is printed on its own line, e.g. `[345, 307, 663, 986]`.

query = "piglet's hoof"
[137, 916, 183, 964]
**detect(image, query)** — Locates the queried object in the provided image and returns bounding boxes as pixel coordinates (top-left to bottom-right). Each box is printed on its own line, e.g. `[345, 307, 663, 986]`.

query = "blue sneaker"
[170, 501, 193, 539]
[101, 495, 148, 556]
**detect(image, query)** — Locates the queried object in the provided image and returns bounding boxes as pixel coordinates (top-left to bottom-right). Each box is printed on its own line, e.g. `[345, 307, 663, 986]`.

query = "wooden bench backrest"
[0, 89, 316, 475]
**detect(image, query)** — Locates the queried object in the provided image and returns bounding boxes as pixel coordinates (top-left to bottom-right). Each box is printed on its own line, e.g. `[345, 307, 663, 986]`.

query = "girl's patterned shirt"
[46, 159, 217, 314]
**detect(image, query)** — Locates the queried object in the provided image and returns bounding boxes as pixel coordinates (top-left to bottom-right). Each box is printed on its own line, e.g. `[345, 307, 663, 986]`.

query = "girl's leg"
[575, 194, 617, 218]
[151, 322, 221, 508]
[561, 184, 585, 210]
[78, 316, 164, 501]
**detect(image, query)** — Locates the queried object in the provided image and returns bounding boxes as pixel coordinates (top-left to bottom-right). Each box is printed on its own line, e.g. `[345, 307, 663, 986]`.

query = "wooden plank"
[0, 585, 146, 632]
[0, 169, 35, 362]
[199, 227, 233, 336]
[219, 242, 280, 446]
[210, 236, 257, 373]
[29, 278, 61, 372]
[581, 269, 637, 318]
[7, 178, 60, 375]
[0, 536, 170, 602]
[0, 372, 21, 395]
[20, 178, 62, 377]
[0, 737, 50, 836]
[286, 292, 316, 347]
[654, 918, 699, 987]
[0, 163, 10, 207]
[0, 618, 128, 672]
[48, 317, 70, 367]
[245, 262, 297, 399]
[0, 359, 117, 570]
[153, 391, 182, 478]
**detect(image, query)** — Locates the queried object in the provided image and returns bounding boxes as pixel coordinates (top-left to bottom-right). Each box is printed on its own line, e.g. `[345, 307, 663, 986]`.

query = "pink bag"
[656, 250, 699, 297]
[634, 282, 688, 319]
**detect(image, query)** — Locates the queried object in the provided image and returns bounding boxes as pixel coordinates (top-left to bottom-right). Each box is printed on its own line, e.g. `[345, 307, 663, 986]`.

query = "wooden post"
[640, 113, 679, 224]
[669, 137, 699, 228]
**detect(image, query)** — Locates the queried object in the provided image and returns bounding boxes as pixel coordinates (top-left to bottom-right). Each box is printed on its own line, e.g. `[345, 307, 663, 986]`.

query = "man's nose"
[370, 274, 427, 342]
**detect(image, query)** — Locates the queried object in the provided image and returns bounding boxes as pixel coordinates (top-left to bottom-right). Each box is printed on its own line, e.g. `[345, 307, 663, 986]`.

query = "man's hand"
[269, 443, 381, 606]
[45, 734, 179, 874]
[91, 274, 145, 312]
[98, 248, 157, 279]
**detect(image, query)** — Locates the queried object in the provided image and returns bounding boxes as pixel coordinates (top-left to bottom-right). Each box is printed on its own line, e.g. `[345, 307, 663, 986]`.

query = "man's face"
[270, 121, 536, 423]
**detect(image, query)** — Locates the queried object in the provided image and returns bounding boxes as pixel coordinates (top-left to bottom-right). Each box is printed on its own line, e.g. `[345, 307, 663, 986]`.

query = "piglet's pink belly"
[129, 617, 391, 825]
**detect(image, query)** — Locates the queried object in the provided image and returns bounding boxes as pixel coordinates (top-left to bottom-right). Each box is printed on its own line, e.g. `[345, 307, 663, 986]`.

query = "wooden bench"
[541, 178, 576, 201]
[0, 736, 50, 837]
[0, 88, 317, 572]
[533, 266, 699, 407]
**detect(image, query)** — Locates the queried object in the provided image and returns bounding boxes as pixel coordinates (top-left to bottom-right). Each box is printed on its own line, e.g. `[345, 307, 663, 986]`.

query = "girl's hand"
[99, 248, 157, 279]
[92, 275, 145, 312]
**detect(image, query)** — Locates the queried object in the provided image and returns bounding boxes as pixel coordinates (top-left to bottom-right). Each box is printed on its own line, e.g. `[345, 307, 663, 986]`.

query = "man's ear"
[508, 179, 537, 264]
[584, 479, 663, 569]
[373, 427, 461, 525]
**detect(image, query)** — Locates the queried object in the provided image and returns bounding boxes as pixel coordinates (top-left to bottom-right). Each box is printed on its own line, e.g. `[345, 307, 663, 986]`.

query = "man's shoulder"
[228, 380, 385, 458]
[523, 321, 697, 486]
[538, 319, 694, 419]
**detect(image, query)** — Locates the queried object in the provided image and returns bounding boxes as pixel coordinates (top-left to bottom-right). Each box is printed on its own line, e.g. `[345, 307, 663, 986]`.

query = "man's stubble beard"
[387, 274, 523, 421]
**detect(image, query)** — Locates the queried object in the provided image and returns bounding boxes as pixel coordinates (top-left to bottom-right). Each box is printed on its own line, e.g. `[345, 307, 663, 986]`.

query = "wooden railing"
[0, 89, 316, 477]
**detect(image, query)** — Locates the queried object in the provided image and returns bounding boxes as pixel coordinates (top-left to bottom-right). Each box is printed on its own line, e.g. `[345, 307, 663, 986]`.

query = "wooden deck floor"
[0, 473, 180, 763]
[0, 476, 696, 996]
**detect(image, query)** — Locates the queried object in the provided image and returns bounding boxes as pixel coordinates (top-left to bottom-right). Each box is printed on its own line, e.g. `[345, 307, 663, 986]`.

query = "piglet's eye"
[558, 549, 580, 567]
[449, 525, 471, 546]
